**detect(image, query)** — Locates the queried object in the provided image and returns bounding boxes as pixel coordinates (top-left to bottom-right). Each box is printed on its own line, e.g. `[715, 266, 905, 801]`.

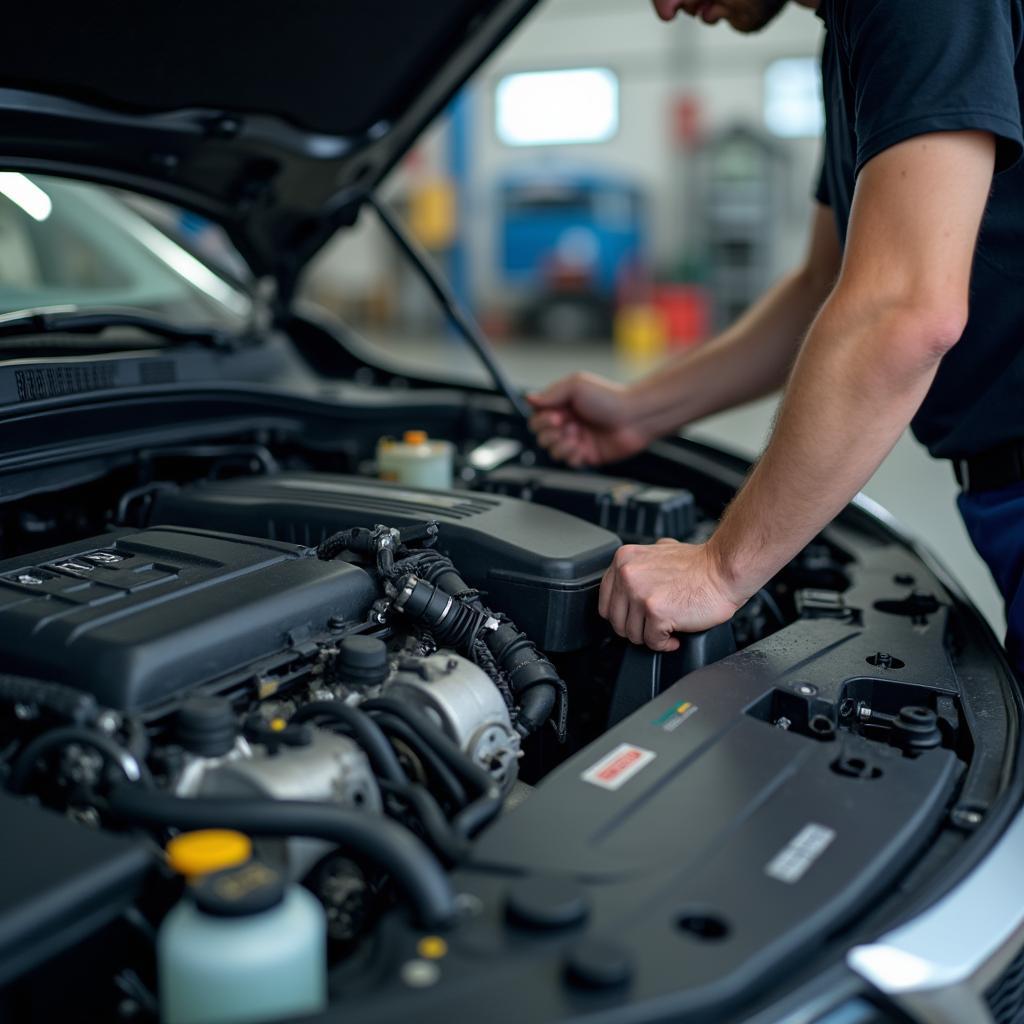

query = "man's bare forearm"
[707, 294, 963, 602]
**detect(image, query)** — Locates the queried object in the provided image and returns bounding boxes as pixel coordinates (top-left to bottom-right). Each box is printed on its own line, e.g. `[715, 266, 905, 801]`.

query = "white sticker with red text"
[581, 743, 656, 791]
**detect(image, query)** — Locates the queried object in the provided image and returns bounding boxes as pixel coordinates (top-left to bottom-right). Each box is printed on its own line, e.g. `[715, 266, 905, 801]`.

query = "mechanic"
[528, 0, 1024, 672]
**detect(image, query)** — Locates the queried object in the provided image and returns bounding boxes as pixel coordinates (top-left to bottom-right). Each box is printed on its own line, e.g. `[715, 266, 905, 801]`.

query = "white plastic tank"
[158, 857, 326, 1024]
[377, 430, 454, 489]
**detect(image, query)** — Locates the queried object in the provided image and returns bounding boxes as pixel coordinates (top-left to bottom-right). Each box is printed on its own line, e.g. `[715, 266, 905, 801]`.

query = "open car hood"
[0, 0, 537, 306]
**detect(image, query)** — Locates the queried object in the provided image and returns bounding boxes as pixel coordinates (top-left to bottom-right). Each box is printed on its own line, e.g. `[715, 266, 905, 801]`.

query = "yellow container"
[614, 303, 668, 368]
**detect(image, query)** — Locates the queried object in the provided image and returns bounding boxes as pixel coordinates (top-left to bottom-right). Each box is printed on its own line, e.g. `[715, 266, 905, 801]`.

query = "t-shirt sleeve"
[814, 158, 831, 206]
[842, 0, 1023, 176]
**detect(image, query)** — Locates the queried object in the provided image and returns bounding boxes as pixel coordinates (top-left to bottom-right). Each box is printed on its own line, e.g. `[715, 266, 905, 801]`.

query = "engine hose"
[379, 780, 468, 866]
[316, 527, 371, 562]
[392, 574, 490, 651]
[8, 726, 155, 793]
[392, 552, 567, 738]
[0, 674, 98, 725]
[290, 702, 406, 786]
[451, 792, 504, 840]
[105, 785, 458, 930]
[363, 697, 492, 794]
[370, 713, 469, 808]
[516, 685, 557, 737]
[362, 697, 503, 838]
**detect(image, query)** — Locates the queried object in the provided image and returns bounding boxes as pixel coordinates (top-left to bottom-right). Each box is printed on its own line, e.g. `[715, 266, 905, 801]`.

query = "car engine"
[0, 449, 988, 1023]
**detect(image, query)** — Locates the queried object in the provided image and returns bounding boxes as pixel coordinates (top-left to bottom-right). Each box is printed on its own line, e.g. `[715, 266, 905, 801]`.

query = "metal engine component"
[198, 729, 381, 877]
[173, 737, 253, 797]
[199, 728, 381, 807]
[384, 652, 520, 787]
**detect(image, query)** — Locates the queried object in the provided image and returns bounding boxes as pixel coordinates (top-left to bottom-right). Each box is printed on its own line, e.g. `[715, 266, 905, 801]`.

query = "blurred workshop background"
[293, 0, 1003, 632]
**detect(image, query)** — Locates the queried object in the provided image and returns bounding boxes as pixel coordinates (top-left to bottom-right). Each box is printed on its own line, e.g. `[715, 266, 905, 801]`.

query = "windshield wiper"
[0, 306, 240, 351]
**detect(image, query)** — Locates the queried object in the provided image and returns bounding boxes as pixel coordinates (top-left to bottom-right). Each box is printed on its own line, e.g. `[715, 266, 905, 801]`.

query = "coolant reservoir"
[377, 430, 454, 489]
[158, 850, 326, 1024]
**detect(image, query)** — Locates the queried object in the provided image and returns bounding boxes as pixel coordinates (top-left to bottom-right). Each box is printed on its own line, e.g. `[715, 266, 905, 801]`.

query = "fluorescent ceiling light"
[0, 173, 52, 221]
[496, 68, 619, 147]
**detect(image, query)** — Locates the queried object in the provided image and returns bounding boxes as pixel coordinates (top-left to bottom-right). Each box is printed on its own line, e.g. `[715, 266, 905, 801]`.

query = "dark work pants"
[958, 480, 1024, 677]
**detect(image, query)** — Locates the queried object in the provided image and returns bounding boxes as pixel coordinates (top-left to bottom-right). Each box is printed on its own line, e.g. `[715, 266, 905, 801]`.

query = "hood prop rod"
[365, 192, 532, 422]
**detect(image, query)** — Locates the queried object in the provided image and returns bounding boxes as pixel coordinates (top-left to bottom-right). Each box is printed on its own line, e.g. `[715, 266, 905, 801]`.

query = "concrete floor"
[373, 333, 1006, 635]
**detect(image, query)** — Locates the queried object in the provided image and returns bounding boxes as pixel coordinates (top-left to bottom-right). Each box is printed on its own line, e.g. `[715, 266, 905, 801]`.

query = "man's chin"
[728, 2, 788, 32]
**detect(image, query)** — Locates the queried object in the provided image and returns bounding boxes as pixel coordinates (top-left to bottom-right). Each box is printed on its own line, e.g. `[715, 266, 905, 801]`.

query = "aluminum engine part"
[197, 728, 381, 878]
[198, 728, 381, 807]
[173, 737, 253, 797]
[384, 651, 520, 787]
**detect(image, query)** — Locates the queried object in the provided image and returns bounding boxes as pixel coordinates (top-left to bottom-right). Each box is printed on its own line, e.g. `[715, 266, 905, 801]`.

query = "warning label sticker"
[581, 743, 656, 791]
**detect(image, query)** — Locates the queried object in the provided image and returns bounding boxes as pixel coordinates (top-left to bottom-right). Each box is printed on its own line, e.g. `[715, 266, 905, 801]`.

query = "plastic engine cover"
[150, 473, 621, 651]
[332, 623, 960, 1022]
[0, 526, 377, 710]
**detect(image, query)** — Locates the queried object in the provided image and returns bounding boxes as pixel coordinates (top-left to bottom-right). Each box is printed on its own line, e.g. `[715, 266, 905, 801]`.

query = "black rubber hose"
[0, 674, 97, 724]
[316, 527, 371, 562]
[362, 697, 503, 838]
[516, 685, 557, 737]
[372, 713, 468, 807]
[393, 555, 566, 738]
[451, 792, 504, 840]
[363, 698, 491, 794]
[379, 780, 468, 866]
[9, 727, 155, 793]
[105, 786, 457, 929]
[290, 702, 405, 785]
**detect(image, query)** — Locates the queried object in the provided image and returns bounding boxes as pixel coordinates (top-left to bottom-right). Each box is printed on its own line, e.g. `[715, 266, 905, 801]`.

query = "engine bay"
[0, 426, 1005, 1023]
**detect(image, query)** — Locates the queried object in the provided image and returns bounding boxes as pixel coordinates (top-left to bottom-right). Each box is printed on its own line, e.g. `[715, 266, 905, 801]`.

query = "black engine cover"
[328, 618, 961, 1024]
[150, 473, 621, 651]
[0, 526, 376, 709]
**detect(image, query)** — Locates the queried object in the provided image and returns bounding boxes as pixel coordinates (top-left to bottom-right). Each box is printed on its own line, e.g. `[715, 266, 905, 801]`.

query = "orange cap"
[403, 430, 429, 445]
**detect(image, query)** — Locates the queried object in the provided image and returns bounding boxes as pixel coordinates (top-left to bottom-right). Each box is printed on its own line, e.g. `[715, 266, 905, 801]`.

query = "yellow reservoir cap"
[403, 430, 429, 445]
[166, 829, 253, 879]
[417, 936, 448, 960]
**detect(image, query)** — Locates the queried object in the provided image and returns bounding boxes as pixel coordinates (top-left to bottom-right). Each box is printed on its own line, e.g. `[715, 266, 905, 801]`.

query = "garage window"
[764, 58, 824, 139]
[496, 68, 619, 147]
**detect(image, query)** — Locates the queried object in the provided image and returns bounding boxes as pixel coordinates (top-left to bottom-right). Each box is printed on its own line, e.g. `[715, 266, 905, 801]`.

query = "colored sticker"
[581, 743, 656, 791]
[652, 701, 699, 732]
[765, 823, 836, 884]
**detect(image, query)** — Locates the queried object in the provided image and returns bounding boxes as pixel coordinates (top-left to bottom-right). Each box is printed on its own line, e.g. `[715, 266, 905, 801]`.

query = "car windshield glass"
[0, 174, 251, 329]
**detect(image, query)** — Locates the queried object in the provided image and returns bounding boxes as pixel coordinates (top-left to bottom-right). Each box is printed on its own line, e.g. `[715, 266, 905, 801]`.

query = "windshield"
[0, 174, 251, 327]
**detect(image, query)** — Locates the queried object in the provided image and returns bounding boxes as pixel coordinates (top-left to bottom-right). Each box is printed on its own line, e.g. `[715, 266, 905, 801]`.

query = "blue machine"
[498, 169, 646, 338]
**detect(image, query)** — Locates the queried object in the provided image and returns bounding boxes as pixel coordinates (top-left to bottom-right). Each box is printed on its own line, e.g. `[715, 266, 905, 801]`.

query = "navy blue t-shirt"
[815, 0, 1024, 459]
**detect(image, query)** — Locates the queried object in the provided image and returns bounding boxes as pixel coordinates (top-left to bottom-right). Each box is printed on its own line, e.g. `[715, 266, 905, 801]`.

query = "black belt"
[954, 439, 1024, 493]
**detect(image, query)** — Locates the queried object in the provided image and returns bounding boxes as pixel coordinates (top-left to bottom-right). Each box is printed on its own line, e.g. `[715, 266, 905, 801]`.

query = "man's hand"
[527, 372, 651, 467]
[599, 539, 744, 651]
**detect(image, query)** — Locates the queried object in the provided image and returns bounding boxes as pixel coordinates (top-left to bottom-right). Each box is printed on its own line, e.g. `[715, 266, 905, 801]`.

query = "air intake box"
[477, 466, 697, 542]
[150, 474, 621, 651]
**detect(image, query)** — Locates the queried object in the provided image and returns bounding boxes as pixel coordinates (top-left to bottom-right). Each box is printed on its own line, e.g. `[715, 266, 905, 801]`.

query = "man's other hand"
[527, 372, 651, 468]
[599, 538, 743, 651]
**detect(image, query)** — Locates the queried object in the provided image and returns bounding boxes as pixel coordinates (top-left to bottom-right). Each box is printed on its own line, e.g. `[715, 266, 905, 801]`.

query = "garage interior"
[297, 0, 1004, 633]
[0, 2, 1020, 1023]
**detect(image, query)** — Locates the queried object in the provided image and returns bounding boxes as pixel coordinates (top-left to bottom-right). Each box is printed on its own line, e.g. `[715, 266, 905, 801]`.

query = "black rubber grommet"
[336, 636, 389, 687]
[506, 877, 590, 930]
[564, 939, 633, 989]
[176, 696, 237, 757]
